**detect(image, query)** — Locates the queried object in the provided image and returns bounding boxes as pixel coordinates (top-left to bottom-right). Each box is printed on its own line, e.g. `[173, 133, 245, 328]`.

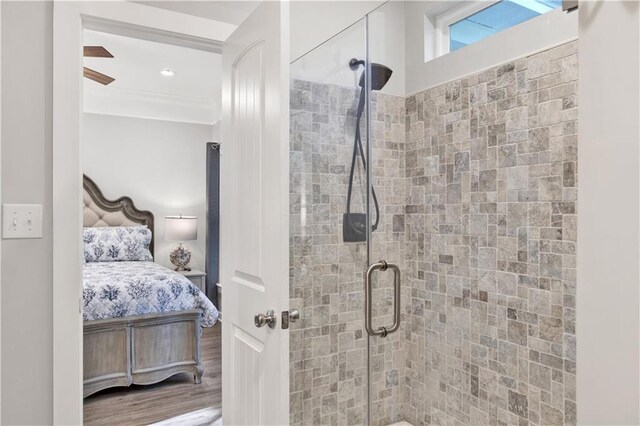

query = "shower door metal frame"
[362, 10, 402, 424]
[364, 13, 373, 426]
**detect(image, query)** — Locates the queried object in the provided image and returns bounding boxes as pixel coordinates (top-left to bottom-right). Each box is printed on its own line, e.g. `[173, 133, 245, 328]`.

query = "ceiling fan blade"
[83, 67, 115, 85]
[83, 46, 113, 58]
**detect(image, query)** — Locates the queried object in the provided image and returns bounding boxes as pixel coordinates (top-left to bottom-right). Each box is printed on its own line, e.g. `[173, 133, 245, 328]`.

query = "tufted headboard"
[83, 174, 155, 255]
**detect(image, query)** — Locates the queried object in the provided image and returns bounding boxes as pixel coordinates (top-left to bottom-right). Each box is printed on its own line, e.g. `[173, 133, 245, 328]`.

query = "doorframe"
[0, 0, 3, 418]
[52, 2, 234, 423]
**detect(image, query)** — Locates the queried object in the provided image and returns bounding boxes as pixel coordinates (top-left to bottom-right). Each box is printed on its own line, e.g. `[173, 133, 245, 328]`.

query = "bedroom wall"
[211, 121, 221, 142]
[82, 113, 213, 271]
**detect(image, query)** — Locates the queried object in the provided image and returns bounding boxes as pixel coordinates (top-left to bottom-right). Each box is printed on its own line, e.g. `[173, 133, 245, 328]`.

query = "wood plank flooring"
[84, 323, 221, 426]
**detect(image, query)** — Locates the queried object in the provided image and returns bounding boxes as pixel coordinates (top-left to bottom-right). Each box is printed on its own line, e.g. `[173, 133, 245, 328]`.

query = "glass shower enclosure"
[289, 1, 579, 425]
[289, 7, 406, 425]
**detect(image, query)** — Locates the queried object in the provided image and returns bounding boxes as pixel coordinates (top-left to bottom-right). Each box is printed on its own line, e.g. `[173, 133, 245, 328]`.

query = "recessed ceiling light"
[161, 68, 175, 77]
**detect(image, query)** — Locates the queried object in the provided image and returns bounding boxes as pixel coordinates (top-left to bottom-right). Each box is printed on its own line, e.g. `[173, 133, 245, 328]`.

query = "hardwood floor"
[84, 323, 221, 426]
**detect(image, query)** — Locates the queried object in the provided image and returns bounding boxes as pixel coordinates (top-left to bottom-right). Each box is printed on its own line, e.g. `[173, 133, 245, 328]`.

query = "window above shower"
[407, 0, 576, 94]
[433, 0, 563, 57]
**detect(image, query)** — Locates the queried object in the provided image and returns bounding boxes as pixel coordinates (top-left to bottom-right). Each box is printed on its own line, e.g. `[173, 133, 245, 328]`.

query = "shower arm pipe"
[349, 58, 365, 69]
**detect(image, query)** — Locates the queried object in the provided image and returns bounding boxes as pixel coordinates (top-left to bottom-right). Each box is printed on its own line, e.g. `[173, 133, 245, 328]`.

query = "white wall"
[405, 7, 578, 95]
[1, 2, 53, 424]
[290, 1, 405, 97]
[82, 113, 212, 271]
[577, 1, 640, 424]
[290, 1, 383, 62]
[367, 2, 405, 97]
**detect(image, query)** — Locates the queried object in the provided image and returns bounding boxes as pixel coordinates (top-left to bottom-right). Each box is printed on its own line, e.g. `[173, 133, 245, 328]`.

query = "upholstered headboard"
[83, 174, 155, 255]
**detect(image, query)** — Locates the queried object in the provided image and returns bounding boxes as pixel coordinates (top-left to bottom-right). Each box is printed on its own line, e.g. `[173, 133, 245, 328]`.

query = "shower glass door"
[289, 17, 373, 426]
[289, 10, 404, 424]
[365, 3, 407, 425]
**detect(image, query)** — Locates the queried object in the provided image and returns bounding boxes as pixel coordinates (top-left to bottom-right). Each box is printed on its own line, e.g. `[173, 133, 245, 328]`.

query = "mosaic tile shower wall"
[290, 40, 577, 426]
[289, 80, 407, 425]
[403, 41, 577, 425]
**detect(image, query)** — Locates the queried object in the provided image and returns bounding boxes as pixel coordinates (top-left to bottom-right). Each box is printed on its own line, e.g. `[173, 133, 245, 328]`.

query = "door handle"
[365, 260, 401, 338]
[254, 309, 277, 329]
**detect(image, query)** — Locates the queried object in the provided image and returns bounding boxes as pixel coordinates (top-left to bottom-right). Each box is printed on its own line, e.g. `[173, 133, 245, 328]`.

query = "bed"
[82, 174, 218, 398]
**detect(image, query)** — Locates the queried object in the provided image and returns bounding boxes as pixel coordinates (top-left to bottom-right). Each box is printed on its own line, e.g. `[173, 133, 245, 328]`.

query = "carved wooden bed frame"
[83, 175, 203, 398]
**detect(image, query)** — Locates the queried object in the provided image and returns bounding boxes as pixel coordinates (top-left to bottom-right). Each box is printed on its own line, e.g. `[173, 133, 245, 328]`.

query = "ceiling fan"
[83, 46, 115, 85]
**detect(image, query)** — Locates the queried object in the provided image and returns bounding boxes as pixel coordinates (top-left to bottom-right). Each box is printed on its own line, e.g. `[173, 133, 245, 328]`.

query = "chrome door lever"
[365, 260, 401, 338]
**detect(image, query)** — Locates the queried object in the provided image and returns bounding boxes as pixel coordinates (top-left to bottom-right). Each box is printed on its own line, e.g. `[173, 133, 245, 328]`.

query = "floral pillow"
[84, 226, 153, 262]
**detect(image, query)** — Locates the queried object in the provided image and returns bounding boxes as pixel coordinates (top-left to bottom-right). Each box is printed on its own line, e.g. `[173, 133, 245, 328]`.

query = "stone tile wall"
[368, 91, 409, 426]
[403, 41, 578, 425]
[289, 80, 407, 425]
[290, 40, 577, 426]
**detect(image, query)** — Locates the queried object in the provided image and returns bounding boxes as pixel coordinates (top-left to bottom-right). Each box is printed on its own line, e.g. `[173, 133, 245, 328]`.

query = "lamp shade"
[165, 216, 197, 241]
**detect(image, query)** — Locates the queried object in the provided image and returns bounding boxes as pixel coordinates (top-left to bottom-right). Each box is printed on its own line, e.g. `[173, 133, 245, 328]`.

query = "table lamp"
[165, 215, 197, 271]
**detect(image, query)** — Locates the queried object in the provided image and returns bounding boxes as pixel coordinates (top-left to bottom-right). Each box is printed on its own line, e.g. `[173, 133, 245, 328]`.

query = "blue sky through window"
[450, 0, 562, 51]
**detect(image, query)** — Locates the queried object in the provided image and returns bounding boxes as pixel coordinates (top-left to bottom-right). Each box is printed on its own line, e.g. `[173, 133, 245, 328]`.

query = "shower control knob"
[254, 309, 276, 329]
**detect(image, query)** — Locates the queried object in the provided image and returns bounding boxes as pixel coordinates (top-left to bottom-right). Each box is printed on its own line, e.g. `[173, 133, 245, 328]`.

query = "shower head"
[349, 58, 393, 91]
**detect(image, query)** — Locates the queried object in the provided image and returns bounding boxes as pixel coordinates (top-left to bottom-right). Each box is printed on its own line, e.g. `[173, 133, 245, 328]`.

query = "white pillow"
[84, 226, 153, 262]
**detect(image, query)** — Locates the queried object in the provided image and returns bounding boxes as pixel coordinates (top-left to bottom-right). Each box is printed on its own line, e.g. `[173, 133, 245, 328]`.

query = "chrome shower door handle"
[365, 260, 401, 338]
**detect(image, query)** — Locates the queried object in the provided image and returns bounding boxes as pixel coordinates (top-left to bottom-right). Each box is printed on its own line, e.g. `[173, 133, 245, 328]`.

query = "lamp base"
[170, 242, 191, 271]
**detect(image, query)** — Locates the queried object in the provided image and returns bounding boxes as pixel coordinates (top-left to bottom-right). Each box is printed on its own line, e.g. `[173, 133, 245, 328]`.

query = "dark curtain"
[206, 142, 220, 306]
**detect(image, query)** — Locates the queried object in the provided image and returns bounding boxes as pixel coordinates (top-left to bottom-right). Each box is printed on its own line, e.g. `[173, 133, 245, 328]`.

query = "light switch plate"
[2, 204, 43, 239]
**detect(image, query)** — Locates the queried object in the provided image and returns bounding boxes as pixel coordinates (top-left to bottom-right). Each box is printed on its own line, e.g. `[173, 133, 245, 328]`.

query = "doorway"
[80, 26, 223, 425]
[51, 2, 252, 424]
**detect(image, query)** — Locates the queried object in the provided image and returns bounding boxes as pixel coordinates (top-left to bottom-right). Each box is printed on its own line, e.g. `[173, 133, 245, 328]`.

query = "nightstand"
[178, 269, 206, 293]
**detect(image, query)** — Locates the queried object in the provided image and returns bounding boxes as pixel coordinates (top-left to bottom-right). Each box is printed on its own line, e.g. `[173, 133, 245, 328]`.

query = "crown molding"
[84, 86, 219, 125]
[83, 15, 225, 53]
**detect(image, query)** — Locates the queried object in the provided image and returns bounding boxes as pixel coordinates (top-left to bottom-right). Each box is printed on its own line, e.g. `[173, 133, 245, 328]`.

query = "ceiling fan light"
[161, 68, 175, 77]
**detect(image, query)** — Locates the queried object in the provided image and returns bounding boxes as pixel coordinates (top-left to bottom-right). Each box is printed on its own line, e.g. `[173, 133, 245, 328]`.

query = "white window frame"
[434, 0, 562, 58]
[434, 0, 499, 57]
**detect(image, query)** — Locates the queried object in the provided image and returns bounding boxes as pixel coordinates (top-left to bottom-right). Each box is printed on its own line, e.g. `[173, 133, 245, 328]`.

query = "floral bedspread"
[83, 261, 218, 326]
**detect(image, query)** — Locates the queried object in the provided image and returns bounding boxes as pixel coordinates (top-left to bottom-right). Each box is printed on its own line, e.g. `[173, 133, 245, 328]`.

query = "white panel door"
[220, 2, 289, 425]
